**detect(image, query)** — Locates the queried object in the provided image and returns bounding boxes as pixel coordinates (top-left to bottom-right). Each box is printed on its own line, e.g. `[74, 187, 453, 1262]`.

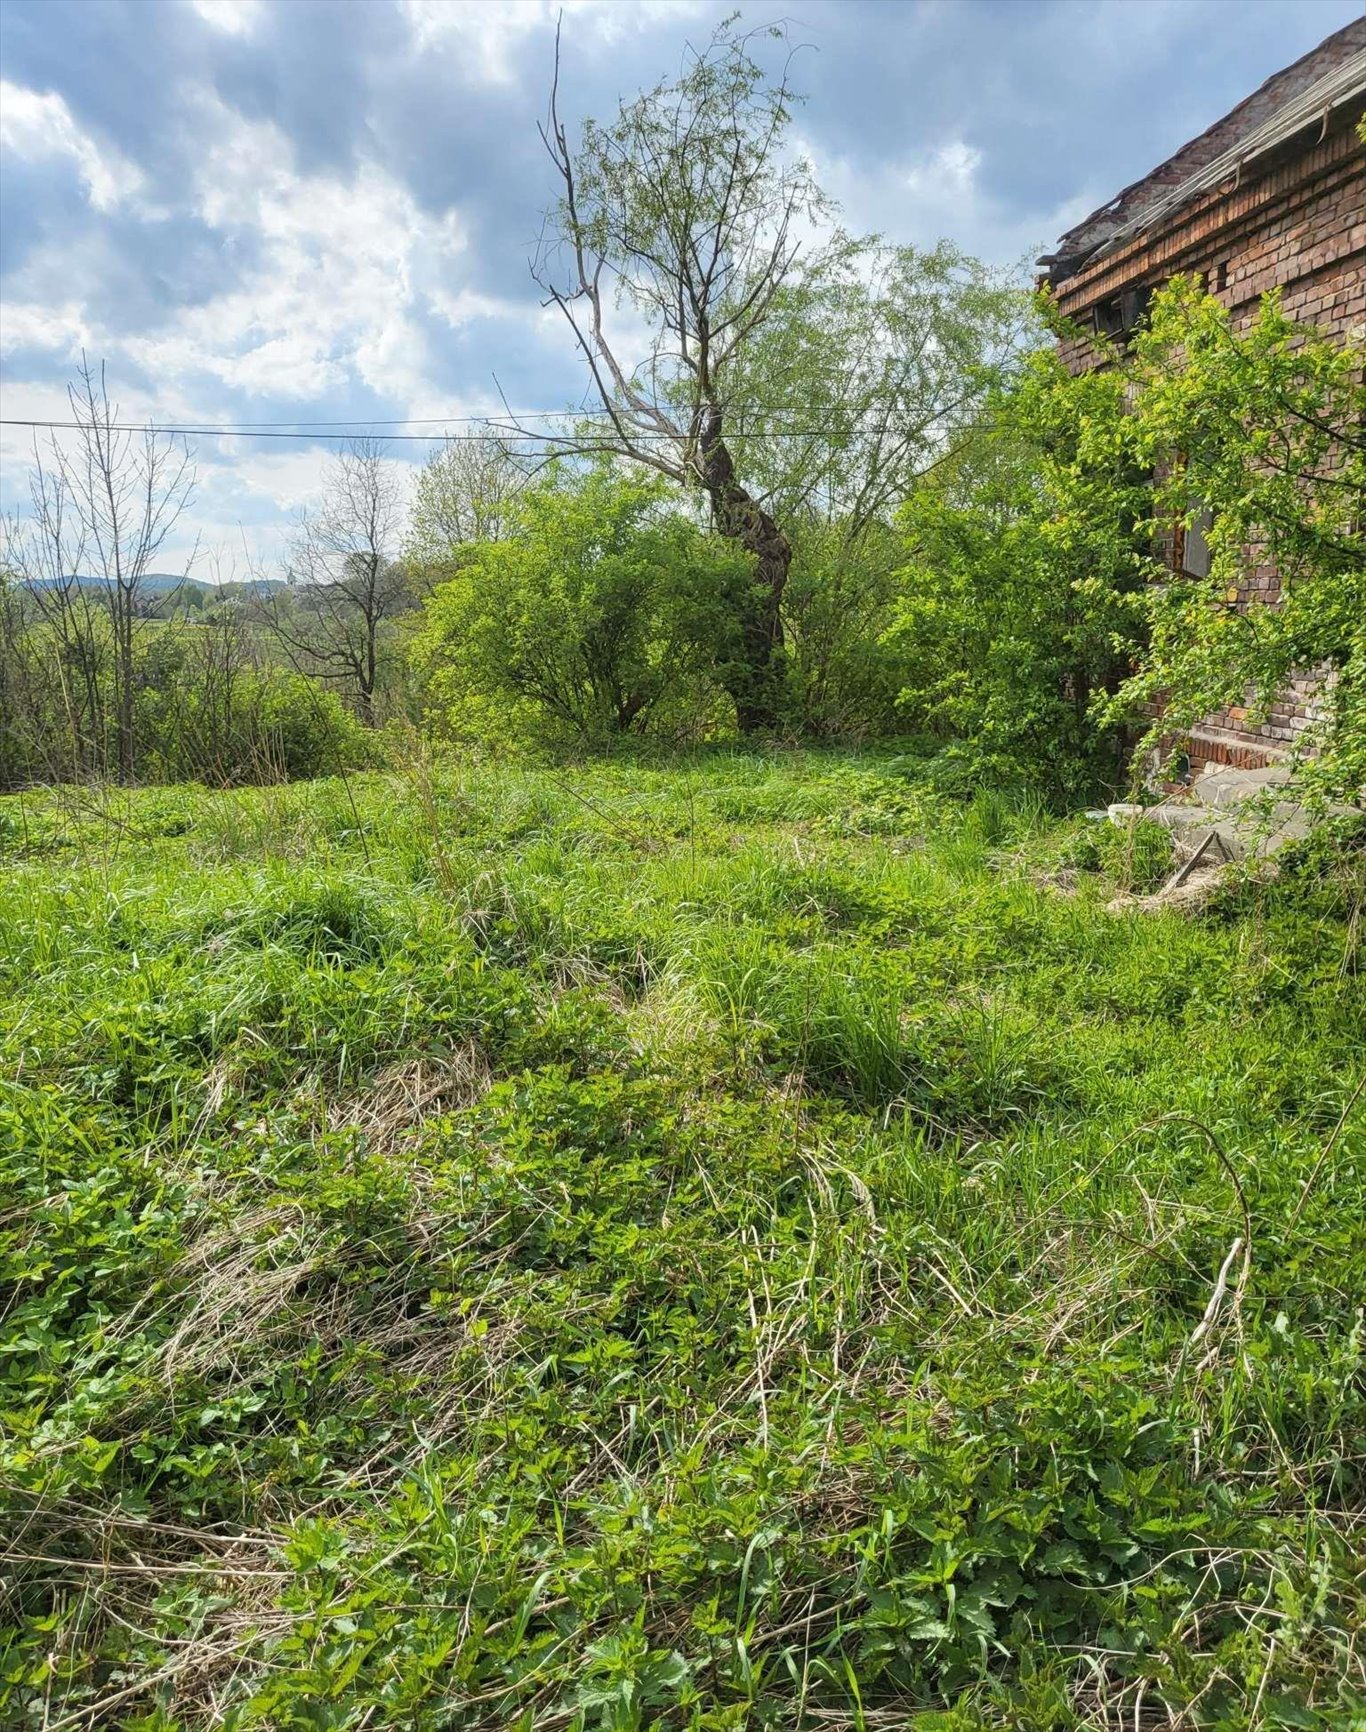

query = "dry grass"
[331, 1041, 493, 1155]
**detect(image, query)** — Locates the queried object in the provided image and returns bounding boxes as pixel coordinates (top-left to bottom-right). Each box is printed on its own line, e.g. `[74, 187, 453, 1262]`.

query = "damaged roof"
[1041, 20, 1366, 287]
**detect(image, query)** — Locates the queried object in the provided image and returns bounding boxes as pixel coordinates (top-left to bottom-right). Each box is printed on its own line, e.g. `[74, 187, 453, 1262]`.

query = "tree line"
[3, 23, 1361, 805]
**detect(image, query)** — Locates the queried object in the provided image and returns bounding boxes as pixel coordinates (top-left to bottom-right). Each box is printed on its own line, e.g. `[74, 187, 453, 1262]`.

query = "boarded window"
[1182, 505, 1213, 578]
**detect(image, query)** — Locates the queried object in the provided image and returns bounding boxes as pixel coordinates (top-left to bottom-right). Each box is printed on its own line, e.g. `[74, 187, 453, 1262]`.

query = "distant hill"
[22, 573, 197, 595]
[20, 574, 287, 599]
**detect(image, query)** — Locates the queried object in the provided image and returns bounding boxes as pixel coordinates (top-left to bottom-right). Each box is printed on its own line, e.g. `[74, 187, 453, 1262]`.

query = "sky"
[1, 0, 1361, 575]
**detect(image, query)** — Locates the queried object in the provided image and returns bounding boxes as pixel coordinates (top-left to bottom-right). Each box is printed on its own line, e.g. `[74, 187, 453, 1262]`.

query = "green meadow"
[2, 752, 1363, 1729]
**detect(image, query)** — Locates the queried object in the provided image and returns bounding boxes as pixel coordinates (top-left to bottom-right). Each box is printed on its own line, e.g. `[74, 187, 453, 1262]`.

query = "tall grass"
[1, 752, 1362, 1729]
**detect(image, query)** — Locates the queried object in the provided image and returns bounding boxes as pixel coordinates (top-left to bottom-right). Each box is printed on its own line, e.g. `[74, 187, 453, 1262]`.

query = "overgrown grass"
[2, 750, 1363, 1729]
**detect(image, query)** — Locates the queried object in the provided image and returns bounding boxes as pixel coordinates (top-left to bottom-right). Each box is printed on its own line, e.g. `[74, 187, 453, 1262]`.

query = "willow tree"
[529, 22, 823, 729]
[529, 19, 1026, 731]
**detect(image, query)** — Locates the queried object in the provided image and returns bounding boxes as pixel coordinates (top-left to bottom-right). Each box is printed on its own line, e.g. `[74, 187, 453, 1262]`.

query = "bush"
[884, 360, 1150, 803]
[1061, 815, 1174, 892]
[780, 519, 910, 737]
[1098, 278, 1366, 809]
[0, 599, 371, 789]
[242, 669, 375, 780]
[136, 659, 373, 784]
[413, 464, 752, 748]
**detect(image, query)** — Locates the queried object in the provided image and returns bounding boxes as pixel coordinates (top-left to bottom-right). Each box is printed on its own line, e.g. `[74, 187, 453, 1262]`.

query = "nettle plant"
[1100, 276, 1366, 805]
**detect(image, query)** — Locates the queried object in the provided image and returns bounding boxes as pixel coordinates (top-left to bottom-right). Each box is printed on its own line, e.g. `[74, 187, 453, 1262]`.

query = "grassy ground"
[2, 750, 1363, 1730]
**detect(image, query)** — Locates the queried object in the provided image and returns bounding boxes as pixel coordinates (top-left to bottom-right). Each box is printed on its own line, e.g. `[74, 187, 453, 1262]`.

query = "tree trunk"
[700, 408, 791, 734]
[115, 597, 135, 782]
[360, 616, 378, 726]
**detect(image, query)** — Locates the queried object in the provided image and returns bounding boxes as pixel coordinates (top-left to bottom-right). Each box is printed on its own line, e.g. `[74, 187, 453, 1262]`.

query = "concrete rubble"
[1136, 764, 1315, 862]
[1105, 764, 1319, 913]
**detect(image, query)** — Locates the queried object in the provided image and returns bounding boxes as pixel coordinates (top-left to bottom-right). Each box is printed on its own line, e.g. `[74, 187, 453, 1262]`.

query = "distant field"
[2, 753, 1363, 1729]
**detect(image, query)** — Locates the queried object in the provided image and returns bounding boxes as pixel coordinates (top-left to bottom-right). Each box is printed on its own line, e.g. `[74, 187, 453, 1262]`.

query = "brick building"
[1040, 21, 1366, 771]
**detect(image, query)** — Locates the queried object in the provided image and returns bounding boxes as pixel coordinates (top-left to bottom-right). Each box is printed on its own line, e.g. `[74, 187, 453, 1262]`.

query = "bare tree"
[525, 20, 828, 731]
[3, 475, 105, 779]
[266, 440, 408, 725]
[61, 359, 195, 779]
[3, 360, 196, 780]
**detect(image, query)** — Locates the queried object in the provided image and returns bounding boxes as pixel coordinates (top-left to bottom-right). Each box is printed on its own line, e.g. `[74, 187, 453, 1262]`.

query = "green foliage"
[888, 280, 1365, 807]
[570, 20, 824, 368]
[136, 653, 374, 784]
[1103, 277, 1366, 807]
[2, 753, 1363, 1727]
[723, 239, 1033, 537]
[0, 608, 370, 789]
[885, 358, 1149, 800]
[1059, 815, 1176, 893]
[535, 20, 1028, 735]
[779, 519, 910, 737]
[413, 465, 752, 747]
[406, 436, 526, 567]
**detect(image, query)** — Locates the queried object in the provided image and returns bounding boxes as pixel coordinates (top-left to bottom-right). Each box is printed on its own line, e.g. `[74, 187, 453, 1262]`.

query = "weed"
[2, 753, 1362, 1728]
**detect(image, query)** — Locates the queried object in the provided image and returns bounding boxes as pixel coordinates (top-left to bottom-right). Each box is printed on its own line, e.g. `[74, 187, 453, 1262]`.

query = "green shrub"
[780, 520, 911, 737]
[885, 357, 1150, 802]
[1099, 279, 1366, 809]
[137, 664, 372, 784]
[1, 608, 370, 789]
[242, 669, 374, 780]
[413, 464, 752, 748]
[1060, 814, 1175, 891]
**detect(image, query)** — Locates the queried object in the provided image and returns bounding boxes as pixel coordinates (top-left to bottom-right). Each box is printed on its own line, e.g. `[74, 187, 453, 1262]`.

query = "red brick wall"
[1051, 109, 1364, 770]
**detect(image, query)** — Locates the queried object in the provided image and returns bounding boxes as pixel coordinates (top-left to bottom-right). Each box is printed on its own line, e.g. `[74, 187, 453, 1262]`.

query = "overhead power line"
[6, 410, 619, 431]
[1, 413, 962, 444]
[3, 420, 491, 443]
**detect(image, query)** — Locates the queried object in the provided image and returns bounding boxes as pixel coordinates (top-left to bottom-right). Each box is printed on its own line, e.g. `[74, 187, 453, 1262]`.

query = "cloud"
[400, 0, 710, 76]
[0, 79, 145, 212]
[796, 127, 1085, 280]
[904, 139, 982, 201]
[0, 299, 94, 360]
[2, 0, 1361, 574]
[2, 86, 494, 411]
[164, 94, 469, 404]
[190, 0, 265, 36]
[400, 0, 560, 80]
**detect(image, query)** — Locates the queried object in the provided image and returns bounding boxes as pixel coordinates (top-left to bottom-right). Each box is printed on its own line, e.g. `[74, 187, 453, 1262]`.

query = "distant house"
[1040, 21, 1366, 771]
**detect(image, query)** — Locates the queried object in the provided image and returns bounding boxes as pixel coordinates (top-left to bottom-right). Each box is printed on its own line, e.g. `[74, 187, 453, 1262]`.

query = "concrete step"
[1111, 764, 1313, 861]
